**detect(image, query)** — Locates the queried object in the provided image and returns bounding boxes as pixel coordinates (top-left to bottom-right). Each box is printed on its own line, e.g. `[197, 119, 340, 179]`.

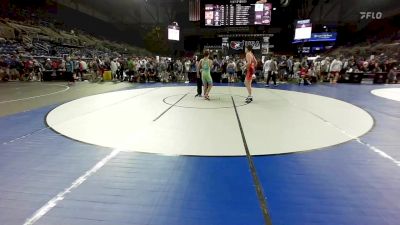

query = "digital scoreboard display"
[203, 1, 272, 26]
[168, 23, 180, 41]
[294, 19, 312, 40]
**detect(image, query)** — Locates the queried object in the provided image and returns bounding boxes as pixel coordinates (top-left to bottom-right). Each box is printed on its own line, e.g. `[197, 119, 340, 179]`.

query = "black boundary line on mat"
[231, 96, 273, 225]
[153, 93, 188, 122]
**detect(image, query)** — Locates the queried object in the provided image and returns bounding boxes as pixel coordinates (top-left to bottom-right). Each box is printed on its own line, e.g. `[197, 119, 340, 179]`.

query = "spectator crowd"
[1, 48, 399, 85]
[262, 42, 400, 86]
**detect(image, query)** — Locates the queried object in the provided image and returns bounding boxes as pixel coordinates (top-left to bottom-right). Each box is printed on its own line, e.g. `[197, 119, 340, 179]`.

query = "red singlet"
[246, 63, 255, 80]
[245, 52, 257, 81]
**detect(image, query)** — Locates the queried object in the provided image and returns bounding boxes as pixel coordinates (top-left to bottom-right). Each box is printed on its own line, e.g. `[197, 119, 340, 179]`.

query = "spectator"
[320, 57, 330, 82]
[65, 57, 75, 85]
[146, 60, 157, 82]
[117, 58, 126, 81]
[235, 58, 243, 82]
[127, 57, 135, 82]
[227, 60, 236, 82]
[44, 58, 52, 70]
[329, 56, 343, 84]
[138, 61, 146, 82]
[388, 66, 398, 83]
[263, 56, 271, 85]
[78, 58, 88, 80]
[293, 59, 301, 79]
[110, 58, 118, 80]
[23, 57, 34, 81]
[90, 58, 100, 80]
[299, 65, 311, 85]
[278, 55, 288, 81]
[287, 56, 294, 78]
[265, 57, 278, 87]
[184, 58, 191, 83]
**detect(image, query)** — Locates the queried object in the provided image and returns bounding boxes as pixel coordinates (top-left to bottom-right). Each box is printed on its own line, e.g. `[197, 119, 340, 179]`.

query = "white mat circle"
[371, 88, 400, 102]
[46, 87, 374, 156]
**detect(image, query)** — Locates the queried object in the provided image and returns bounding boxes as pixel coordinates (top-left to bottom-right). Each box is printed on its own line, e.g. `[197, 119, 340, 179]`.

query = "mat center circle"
[163, 93, 249, 109]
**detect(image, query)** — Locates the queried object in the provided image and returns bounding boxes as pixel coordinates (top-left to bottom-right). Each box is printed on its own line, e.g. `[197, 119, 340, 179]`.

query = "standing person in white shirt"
[110, 59, 118, 80]
[184, 59, 191, 83]
[263, 56, 271, 86]
[293, 59, 301, 78]
[329, 56, 343, 84]
[265, 57, 278, 87]
[175, 59, 183, 81]
[320, 57, 330, 82]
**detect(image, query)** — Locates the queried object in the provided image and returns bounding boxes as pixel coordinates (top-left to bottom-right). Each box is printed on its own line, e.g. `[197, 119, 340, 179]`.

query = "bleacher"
[0, 41, 24, 55]
[324, 29, 400, 84]
[0, 14, 151, 58]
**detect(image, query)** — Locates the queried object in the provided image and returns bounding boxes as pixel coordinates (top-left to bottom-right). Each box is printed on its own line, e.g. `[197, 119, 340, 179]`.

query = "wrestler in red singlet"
[245, 45, 257, 103]
[246, 61, 256, 81]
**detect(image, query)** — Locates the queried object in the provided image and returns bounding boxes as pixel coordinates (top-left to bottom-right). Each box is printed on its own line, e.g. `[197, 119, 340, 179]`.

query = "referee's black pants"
[266, 71, 277, 85]
[197, 77, 202, 96]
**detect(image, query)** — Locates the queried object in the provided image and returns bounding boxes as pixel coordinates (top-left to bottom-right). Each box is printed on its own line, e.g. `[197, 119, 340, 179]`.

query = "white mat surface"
[46, 86, 373, 156]
[371, 88, 400, 102]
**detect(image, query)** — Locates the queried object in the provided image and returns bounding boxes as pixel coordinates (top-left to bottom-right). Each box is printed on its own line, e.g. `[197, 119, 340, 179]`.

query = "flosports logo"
[230, 41, 244, 50]
[360, 12, 383, 20]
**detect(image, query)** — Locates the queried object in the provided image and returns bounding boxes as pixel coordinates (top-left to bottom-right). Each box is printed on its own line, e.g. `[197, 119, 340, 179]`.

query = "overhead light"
[323, 25, 327, 28]
[273, 8, 276, 10]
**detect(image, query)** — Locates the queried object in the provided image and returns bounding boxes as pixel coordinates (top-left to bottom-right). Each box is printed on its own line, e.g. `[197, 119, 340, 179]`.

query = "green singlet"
[201, 58, 213, 85]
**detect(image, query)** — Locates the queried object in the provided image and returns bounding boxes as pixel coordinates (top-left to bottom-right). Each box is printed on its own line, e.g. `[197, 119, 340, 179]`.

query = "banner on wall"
[230, 40, 244, 51]
[245, 40, 261, 50]
[229, 40, 261, 53]
[222, 37, 229, 54]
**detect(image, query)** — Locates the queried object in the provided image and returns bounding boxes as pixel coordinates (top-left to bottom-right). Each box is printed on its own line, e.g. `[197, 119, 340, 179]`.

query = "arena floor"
[0, 81, 399, 225]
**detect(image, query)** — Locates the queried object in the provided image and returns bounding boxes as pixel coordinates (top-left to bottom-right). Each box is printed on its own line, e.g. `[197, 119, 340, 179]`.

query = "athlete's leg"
[245, 78, 252, 96]
[206, 83, 213, 97]
[203, 82, 208, 97]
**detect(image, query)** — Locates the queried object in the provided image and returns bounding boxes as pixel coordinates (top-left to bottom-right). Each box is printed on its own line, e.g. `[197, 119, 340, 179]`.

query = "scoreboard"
[203, 1, 272, 26]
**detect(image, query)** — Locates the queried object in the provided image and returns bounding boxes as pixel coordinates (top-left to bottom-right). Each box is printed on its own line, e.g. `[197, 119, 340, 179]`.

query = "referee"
[195, 57, 202, 97]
